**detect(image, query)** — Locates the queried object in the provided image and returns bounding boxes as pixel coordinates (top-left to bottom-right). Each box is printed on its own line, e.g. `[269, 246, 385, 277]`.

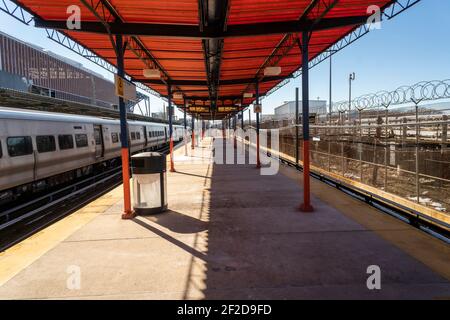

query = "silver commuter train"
[0, 107, 185, 202]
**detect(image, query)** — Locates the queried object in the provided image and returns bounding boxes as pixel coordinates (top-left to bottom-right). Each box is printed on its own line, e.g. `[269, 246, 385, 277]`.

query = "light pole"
[348, 72, 356, 122]
[328, 50, 336, 125]
[329, 54, 332, 124]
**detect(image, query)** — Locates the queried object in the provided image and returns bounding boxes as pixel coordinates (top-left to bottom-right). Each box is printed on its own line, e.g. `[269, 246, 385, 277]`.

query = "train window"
[36, 135, 56, 153]
[130, 132, 136, 140]
[58, 135, 74, 150]
[111, 132, 119, 144]
[75, 134, 89, 148]
[7, 136, 33, 157]
[0, 141, 2, 158]
[136, 132, 141, 140]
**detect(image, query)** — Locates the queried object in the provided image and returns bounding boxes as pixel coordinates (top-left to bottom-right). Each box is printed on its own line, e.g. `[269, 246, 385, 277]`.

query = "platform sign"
[115, 75, 137, 101]
[254, 103, 262, 113]
[218, 106, 237, 112]
[188, 106, 209, 113]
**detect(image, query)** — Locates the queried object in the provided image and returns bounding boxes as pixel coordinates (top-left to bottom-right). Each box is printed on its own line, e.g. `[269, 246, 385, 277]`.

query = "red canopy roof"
[15, 0, 395, 119]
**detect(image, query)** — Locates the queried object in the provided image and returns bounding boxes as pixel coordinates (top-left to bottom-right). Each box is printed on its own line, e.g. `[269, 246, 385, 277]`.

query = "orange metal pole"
[169, 137, 175, 172]
[255, 82, 261, 169]
[116, 34, 134, 220]
[300, 140, 313, 212]
[256, 132, 261, 168]
[167, 84, 175, 172]
[121, 147, 134, 219]
[299, 31, 314, 212]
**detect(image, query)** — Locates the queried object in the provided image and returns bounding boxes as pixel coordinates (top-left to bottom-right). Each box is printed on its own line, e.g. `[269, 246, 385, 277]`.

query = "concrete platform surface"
[0, 137, 449, 300]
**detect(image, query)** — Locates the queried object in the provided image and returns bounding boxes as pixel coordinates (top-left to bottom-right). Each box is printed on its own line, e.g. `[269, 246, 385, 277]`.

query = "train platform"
[0, 137, 449, 300]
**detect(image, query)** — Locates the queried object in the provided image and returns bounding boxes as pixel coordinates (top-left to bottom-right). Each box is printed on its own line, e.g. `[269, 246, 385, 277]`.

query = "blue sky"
[0, 0, 448, 120]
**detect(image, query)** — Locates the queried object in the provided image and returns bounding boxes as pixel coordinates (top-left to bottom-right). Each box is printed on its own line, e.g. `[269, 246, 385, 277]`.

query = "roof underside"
[14, 0, 395, 120]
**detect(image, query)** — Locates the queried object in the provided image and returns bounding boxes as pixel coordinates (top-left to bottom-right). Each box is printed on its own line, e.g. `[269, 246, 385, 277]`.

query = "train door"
[143, 126, 148, 147]
[93, 124, 105, 158]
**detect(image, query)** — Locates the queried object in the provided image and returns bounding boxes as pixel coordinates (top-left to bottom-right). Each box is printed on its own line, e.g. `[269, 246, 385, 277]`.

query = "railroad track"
[0, 143, 173, 252]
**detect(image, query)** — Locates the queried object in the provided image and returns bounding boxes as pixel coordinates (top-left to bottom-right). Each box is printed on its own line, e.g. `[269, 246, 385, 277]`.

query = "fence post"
[415, 103, 420, 203]
[442, 115, 448, 154]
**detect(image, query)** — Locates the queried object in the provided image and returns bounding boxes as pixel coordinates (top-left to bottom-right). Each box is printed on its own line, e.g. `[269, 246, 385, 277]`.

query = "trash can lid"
[132, 152, 163, 158]
[132, 152, 166, 174]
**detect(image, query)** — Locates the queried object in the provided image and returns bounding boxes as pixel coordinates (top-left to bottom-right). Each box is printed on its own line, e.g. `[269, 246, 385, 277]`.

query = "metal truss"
[333, 79, 450, 112]
[78, 0, 176, 96]
[45, 29, 117, 74]
[1, 0, 165, 101]
[244, 0, 339, 99]
[262, 0, 422, 100]
[126, 36, 169, 83]
[0, 0, 33, 24]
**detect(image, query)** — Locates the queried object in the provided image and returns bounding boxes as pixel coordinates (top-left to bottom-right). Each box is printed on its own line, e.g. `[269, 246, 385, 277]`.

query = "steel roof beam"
[34, 15, 369, 39]
[185, 95, 241, 101]
[240, 0, 339, 101]
[137, 75, 289, 86]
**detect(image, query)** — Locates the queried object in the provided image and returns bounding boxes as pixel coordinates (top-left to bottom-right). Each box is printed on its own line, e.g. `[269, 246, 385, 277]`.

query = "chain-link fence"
[267, 111, 450, 217]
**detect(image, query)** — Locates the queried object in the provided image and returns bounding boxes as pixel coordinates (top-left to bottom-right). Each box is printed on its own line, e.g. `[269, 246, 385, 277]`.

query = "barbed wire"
[333, 79, 450, 113]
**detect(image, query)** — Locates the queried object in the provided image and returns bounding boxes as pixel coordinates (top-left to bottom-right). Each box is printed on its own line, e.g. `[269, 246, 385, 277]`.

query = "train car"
[0, 107, 184, 204]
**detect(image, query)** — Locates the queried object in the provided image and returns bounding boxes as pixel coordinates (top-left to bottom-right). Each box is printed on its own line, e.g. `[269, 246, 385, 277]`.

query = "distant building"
[151, 112, 166, 120]
[261, 114, 277, 122]
[274, 100, 327, 119]
[0, 31, 120, 109]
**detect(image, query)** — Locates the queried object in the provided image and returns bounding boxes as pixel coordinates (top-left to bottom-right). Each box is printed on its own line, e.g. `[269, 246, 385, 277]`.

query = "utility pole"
[348, 72, 356, 122]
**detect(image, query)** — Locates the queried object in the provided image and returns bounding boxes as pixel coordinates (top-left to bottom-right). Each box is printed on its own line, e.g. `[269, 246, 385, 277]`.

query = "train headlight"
[131, 152, 168, 215]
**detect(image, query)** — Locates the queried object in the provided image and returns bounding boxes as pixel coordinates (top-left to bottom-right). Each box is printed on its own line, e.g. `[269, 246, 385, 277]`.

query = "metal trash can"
[131, 152, 167, 215]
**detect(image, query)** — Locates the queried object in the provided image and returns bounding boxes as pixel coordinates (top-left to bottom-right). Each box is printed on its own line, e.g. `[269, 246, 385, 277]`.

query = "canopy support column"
[234, 115, 237, 149]
[300, 31, 314, 212]
[191, 115, 195, 150]
[168, 84, 175, 172]
[255, 81, 261, 169]
[202, 120, 205, 140]
[117, 34, 134, 220]
[295, 87, 299, 165]
[183, 102, 188, 156]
